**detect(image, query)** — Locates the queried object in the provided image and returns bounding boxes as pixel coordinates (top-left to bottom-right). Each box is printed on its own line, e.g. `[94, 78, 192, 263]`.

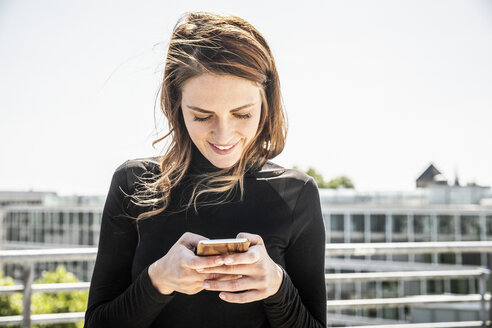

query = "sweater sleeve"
[84, 161, 174, 328]
[262, 177, 327, 327]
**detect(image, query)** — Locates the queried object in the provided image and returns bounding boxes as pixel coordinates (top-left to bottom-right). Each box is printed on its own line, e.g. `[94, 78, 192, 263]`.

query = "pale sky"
[1, 0, 491, 196]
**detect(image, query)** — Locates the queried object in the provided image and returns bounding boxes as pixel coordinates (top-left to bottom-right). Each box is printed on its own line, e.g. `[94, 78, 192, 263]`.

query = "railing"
[0, 248, 97, 327]
[324, 241, 492, 327]
[1, 241, 492, 327]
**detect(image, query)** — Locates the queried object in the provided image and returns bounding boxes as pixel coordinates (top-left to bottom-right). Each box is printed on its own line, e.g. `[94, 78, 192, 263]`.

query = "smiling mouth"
[213, 144, 234, 150]
[208, 141, 240, 153]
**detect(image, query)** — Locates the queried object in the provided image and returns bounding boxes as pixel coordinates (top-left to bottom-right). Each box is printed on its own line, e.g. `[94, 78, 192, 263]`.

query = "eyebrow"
[185, 103, 256, 114]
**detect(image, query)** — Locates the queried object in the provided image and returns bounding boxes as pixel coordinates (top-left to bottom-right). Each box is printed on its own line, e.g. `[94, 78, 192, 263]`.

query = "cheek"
[187, 123, 209, 140]
[244, 115, 261, 138]
[183, 115, 206, 140]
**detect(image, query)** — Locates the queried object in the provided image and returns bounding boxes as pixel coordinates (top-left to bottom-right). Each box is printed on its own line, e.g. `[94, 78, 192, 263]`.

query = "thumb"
[179, 232, 209, 249]
[236, 232, 264, 246]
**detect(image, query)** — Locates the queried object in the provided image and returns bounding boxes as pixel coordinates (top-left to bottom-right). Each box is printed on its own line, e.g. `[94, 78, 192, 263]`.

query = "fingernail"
[224, 258, 233, 265]
[216, 259, 224, 265]
[203, 282, 210, 288]
[219, 293, 226, 299]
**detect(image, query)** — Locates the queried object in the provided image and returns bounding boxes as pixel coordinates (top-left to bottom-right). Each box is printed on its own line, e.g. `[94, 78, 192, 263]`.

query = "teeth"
[214, 144, 233, 150]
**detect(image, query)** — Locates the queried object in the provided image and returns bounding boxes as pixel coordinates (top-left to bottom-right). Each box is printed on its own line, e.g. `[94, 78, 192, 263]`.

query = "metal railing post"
[489, 253, 492, 325]
[0, 211, 4, 250]
[22, 263, 34, 328]
[479, 270, 487, 323]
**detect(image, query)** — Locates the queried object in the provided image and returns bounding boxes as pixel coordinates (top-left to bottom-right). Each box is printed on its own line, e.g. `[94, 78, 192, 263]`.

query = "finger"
[197, 264, 256, 275]
[214, 274, 243, 281]
[236, 232, 264, 246]
[179, 232, 209, 249]
[204, 277, 259, 292]
[182, 282, 206, 295]
[219, 290, 264, 304]
[184, 254, 225, 270]
[223, 248, 261, 265]
[197, 272, 243, 281]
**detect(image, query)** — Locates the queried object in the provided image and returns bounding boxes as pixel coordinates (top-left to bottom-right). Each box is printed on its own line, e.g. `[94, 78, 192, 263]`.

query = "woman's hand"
[197, 232, 284, 303]
[148, 232, 242, 295]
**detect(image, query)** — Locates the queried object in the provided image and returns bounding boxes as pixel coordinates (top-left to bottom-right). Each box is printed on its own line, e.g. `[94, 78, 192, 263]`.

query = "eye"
[193, 116, 211, 122]
[234, 113, 251, 120]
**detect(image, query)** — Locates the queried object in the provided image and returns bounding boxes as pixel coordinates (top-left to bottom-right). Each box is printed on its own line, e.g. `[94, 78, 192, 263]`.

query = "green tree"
[325, 176, 355, 189]
[0, 271, 22, 317]
[32, 266, 88, 328]
[0, 266, 88, 328]
[305, 167, 329, 188]
[294, 166, 355, 189]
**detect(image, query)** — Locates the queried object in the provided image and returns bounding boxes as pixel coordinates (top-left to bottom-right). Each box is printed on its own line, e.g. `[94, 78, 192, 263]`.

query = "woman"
[84, 11, 326, 328]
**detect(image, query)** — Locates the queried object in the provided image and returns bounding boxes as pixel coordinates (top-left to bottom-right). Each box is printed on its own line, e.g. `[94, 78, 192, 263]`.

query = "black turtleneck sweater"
[84, 146, 326, 328]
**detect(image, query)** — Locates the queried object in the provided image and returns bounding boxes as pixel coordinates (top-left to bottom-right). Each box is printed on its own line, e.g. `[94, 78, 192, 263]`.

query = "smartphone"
[195, 238, 250, 256]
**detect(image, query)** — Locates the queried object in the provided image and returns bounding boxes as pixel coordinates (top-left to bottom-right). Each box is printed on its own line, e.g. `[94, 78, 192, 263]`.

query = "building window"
[370, 215, 385, 233]
[392, 215, 408, 242]
[486, 216, 492, 238]
[331, 214, 344, 232]
[437, 215, 454, 241]
[460, 216, 480, 240]
[414, 215, 432, 241]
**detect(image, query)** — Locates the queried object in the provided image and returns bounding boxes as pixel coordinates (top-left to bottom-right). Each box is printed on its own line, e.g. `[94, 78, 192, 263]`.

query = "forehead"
[181, 74, 261, 109]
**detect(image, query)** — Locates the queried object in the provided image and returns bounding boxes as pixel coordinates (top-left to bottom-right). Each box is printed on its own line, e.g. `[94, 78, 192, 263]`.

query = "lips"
[214, 144, 234, 150]
[208, 141, 239, 154]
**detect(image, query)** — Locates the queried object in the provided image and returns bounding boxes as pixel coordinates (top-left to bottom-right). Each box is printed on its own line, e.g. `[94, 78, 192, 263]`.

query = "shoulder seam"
[288, 177, 313, 248]
[124, 160, 131, 194]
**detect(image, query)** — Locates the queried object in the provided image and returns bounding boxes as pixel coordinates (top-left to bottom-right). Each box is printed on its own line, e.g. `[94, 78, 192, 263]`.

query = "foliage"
[0, 266, 88, 328]
[294, 166, 355, 189]
[304, 167, 329, 188]
[0, 271, 22, 317]
[32, 265, 88, 328]
[325, 176, 355, 189]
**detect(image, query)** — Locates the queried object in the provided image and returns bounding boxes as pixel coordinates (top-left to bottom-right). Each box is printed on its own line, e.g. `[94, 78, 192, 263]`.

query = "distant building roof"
[0, 191, 105, 207]
[0, 191, 57, 206]
[416, 164, 448, 188]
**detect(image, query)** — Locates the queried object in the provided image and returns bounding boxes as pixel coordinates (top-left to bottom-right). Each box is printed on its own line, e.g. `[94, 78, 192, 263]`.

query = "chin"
[211, 158, 238, 169]
[204, 145, 243, 169]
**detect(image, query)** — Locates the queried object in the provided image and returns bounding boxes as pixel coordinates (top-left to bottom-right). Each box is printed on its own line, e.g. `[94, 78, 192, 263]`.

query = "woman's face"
[181, 73, 262, 168]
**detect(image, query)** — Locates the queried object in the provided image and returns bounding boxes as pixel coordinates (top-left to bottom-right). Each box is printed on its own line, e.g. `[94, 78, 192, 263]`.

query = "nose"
[212, 117, 234, 144]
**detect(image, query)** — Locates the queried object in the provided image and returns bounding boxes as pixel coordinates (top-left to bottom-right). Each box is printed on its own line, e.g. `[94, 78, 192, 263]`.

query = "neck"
[188, 143, 223, 174]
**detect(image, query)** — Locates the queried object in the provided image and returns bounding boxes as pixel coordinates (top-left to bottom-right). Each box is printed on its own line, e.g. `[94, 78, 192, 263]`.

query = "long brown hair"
[131, 11, 287, 221]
